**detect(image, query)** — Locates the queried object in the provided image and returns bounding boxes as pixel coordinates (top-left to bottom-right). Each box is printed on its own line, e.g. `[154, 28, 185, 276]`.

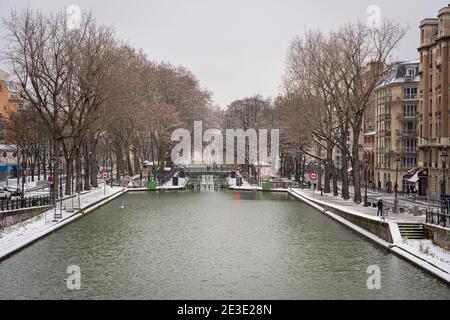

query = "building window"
[406, 68, 416, 79]
[403, 105, 416, 117]
[403, 87, 417, 100]
[402, 157, 417, 167]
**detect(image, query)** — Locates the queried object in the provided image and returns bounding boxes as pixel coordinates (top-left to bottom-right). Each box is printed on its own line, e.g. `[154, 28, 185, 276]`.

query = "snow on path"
[290, 187, 425, 223]
[290, 188, 450, 276]
[400, 239, 450, 273]
[0, 185, 125, 259]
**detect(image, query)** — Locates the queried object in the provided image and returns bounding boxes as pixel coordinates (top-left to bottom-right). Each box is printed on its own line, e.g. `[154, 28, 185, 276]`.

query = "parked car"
[0, 187, 12, 200]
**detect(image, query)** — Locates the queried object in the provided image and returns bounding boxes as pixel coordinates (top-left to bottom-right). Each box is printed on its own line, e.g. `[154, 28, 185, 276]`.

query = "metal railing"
[241, 172, 259, 186]
[0, 195, 52, 212]
[425, 209, 450, 228]
[397, 192, 442, 206]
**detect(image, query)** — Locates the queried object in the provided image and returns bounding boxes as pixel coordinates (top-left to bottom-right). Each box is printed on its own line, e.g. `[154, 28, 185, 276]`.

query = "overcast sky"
[0, 0, 448, 107]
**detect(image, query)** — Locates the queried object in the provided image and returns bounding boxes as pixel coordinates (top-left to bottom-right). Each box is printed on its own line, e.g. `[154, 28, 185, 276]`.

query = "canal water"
[0, 191, 449, 299]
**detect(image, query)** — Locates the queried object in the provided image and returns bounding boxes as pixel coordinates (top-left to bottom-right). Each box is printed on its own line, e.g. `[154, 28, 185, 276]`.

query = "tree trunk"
[316, 144, 322, 191]
[324, 143, 333, 194]
[75, 151, 82, 193]
[37, 153, 41, 181]
[90, 151, 98, 188]
[115, 147, 123, 181]
[65, 159, 73, 195]
[126, 148, 133, 176]
[83, 142, 90, 191]
[331, 160, 338, 196]
[352, 117, 363, 203]
[133, 151, 141, 174]
[53, 139, 61, 201]
[42, 145, 47, 180]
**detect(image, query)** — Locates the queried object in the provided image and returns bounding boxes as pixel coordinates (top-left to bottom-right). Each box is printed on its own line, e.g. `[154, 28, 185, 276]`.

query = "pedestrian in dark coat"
[377, 199, 384, 217]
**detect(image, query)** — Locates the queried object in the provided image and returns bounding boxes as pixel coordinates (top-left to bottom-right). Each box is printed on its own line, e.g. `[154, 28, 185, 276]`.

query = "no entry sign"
[102, 172, 108, 179]
[309, 172, 317, 181]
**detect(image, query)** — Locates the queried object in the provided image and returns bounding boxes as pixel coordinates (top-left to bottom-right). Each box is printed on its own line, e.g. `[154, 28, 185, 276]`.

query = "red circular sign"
[48, 176, 54, 183]
[309, 172, 317, 181]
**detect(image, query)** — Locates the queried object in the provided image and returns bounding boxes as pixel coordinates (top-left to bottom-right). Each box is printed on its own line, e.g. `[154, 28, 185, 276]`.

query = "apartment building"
[0, 68, 24, 142]
[375, 61, 420, 193]
[417, 5, 450, 197]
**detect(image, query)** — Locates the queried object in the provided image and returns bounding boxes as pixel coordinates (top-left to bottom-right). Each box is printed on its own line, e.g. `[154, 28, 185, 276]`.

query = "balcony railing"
[377, 130, 391, 138]
[377, 114, 391, 122]
[397, 129, 417, 136]
[396, 112, 417, 120]
[403, 94, 418, 100]
[398, 147, 417, 153]
[377, 147, 390, 155]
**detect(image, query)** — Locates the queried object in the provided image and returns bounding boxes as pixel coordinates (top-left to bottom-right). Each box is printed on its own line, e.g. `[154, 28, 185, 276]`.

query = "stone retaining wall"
[0, 207, 51, 229]
[423, 224, 450, 251]
[308, 200, 393, 243]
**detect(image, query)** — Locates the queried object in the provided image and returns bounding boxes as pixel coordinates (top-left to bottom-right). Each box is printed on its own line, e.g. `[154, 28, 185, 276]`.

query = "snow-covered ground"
[291, 187, 426, 223]
[0, 185, 125, 259]
[401, 239, 450, 272]
[289, 187, 450, 281]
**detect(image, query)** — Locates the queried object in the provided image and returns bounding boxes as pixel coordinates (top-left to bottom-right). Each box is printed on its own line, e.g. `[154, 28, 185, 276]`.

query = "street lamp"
[394, 154, 401, 213]
[363, 158, 369, 207]
[440, 150, 448, 213]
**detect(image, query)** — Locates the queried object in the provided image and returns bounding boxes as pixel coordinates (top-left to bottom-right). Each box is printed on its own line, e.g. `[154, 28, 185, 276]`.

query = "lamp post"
[394, 154, 401, 213]
[440, 150, 448, 213]
[363, 158, 369, 207]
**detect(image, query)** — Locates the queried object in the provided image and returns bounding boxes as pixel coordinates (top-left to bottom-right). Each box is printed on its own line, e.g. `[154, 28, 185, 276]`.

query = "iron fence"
[425, 209, 450, 228]
[0, 195, 52, 212]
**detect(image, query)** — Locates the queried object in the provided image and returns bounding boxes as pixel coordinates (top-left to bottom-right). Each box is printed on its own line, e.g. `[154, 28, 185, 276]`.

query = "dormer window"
[406, 68, 416, 79]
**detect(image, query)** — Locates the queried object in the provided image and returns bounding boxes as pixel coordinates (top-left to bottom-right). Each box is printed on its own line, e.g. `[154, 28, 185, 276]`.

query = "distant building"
[375, 60, 420, 192]
[361, 61, 385, 186]
[0, 69, 25, 142]
[417, 4, 450, 197]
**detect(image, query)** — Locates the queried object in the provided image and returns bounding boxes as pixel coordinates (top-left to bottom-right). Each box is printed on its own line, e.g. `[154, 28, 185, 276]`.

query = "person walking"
[377, 199, 384, 217]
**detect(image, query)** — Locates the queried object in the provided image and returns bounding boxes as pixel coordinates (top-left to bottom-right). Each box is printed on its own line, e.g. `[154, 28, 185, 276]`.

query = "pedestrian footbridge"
[183, 168, 231, 190]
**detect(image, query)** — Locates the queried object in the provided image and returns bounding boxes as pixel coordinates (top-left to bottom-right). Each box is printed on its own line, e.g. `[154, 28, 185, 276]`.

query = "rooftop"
[378, 60, 420, 88]
[0, 69, 10, 81]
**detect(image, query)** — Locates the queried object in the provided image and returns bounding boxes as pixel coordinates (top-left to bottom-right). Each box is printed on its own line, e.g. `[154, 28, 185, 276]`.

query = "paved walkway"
[0, 185, 126, 260]
[291, 187, 426, 223]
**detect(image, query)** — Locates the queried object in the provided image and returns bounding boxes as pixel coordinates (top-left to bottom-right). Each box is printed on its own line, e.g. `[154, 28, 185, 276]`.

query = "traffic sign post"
[309, 172, 317, 181]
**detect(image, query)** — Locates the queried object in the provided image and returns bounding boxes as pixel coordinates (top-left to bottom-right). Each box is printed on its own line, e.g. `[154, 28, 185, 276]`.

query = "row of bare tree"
[3, 9, 213, 196]
[277, 20, 406, 203]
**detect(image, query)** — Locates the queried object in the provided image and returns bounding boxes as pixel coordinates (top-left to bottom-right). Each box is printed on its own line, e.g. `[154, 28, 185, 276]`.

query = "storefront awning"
[407, 171, 419, 183]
